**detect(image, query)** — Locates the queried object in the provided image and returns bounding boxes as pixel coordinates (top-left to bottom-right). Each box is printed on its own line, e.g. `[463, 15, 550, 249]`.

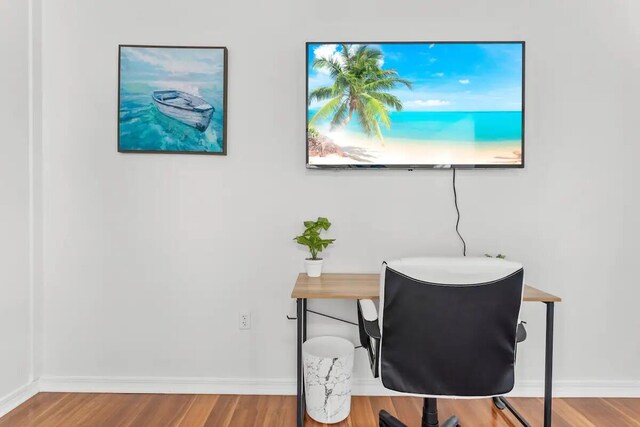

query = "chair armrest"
[358, 299, 381, 339]
[359, 299, 378, 321]
[517, 321, 527, 343]
[357, 299, 381, 378]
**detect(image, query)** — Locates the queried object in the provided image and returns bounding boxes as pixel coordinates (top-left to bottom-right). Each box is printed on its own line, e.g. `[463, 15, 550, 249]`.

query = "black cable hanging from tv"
[452, 168, 467, 256]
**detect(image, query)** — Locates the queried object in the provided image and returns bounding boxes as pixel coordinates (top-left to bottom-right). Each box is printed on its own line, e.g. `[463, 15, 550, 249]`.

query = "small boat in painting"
[151, 90, 214, 132]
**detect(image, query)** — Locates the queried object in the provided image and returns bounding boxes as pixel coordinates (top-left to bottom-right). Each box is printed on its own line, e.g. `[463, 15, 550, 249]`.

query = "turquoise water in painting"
[308, 111, 522, 143]
[119, 84, 224, 153]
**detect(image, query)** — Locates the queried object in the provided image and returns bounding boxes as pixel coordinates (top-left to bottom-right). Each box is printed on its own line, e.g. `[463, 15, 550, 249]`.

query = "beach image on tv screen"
[307, 42, 524, 167]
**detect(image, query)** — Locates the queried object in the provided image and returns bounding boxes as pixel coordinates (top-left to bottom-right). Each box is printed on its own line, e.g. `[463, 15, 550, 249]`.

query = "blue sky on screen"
[307, 43, 523, 112]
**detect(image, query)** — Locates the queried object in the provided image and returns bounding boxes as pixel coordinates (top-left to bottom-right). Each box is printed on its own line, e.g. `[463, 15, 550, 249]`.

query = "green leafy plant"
[485, 253, 507, 259]
[294, 217, 336, 260]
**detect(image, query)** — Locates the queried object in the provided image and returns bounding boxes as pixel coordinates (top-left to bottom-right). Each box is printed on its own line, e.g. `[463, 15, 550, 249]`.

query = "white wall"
[0, 0, 34, 402]
[40, 0, 640, 395]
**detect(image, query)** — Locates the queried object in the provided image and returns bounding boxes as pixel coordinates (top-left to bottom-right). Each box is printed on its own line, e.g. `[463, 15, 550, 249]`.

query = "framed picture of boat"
[118, 45, 227, 155]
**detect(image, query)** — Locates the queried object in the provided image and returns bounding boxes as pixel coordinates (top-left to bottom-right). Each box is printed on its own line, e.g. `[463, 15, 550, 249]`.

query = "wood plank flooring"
[1, 393, 639, 426]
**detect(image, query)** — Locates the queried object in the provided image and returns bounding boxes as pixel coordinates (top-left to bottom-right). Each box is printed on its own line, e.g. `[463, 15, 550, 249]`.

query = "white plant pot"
[305, 259, 323, 277]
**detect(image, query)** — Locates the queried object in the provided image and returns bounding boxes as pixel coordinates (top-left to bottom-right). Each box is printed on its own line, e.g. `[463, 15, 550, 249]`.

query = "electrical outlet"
[239, 312, 251, 330]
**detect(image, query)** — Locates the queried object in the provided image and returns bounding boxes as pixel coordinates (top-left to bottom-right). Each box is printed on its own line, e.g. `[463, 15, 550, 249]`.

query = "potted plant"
[294, 217, 335, 277]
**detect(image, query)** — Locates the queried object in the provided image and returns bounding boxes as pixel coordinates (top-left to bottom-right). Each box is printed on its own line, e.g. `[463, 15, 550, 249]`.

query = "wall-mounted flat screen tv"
[306, 42, 524, 169]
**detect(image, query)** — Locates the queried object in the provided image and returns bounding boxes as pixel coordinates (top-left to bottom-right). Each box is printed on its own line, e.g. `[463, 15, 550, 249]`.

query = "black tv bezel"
[305, 41, 525, 170]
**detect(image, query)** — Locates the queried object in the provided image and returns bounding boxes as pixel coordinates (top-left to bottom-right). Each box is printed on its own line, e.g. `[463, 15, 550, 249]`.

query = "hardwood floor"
[1, 393, 639, 426]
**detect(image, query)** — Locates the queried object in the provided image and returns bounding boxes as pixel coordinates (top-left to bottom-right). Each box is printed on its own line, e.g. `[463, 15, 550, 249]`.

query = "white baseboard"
[36, 376, 415, 396]
[37, 376, 640, 398]
[0, 381, 39, 418]
[38, 376, 296, 396]
[36, 376, 398, 396]
[538, 380, 640, 398]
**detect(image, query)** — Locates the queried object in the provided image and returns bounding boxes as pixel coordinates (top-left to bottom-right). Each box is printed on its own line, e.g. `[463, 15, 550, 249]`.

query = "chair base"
[379, 411, 459, 427]
[379, 396, 531, 427]
[379, 398, 460, 427]
[493, 396, 532, 427]
[493, 396, 507, 410]
[379, 410, 408, 427]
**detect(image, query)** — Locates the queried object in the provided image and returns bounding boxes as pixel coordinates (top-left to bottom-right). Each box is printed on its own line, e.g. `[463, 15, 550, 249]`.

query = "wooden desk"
[292, 273, 562, 302]
[291, 273, 561, 427]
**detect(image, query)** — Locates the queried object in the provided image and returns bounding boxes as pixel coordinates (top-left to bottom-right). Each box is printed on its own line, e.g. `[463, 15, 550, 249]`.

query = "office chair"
[357, 257, 528, 427]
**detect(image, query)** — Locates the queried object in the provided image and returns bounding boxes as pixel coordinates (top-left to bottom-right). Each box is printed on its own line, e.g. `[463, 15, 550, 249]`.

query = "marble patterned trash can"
[303, 336, 354, 424]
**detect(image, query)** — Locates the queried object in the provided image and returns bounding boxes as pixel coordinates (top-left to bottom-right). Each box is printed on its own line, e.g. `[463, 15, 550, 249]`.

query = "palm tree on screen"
[308, 44, 412, 143]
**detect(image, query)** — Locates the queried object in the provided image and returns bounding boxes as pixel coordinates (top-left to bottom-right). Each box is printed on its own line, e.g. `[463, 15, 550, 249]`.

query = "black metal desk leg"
[296, 298, 306, 427]
[303, 299, 307, 342]
[544, 302, 555, 427]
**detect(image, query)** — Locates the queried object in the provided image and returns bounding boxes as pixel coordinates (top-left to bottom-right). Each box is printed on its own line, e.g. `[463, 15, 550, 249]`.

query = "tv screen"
[306, 42, 524, 169]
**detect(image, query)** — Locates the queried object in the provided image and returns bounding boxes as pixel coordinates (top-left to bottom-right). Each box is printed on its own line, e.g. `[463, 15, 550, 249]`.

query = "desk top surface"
[291, 273, 561, 302]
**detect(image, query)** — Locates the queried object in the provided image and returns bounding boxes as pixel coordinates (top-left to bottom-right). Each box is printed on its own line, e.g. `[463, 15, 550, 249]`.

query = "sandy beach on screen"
[309, 130, 522, 166]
